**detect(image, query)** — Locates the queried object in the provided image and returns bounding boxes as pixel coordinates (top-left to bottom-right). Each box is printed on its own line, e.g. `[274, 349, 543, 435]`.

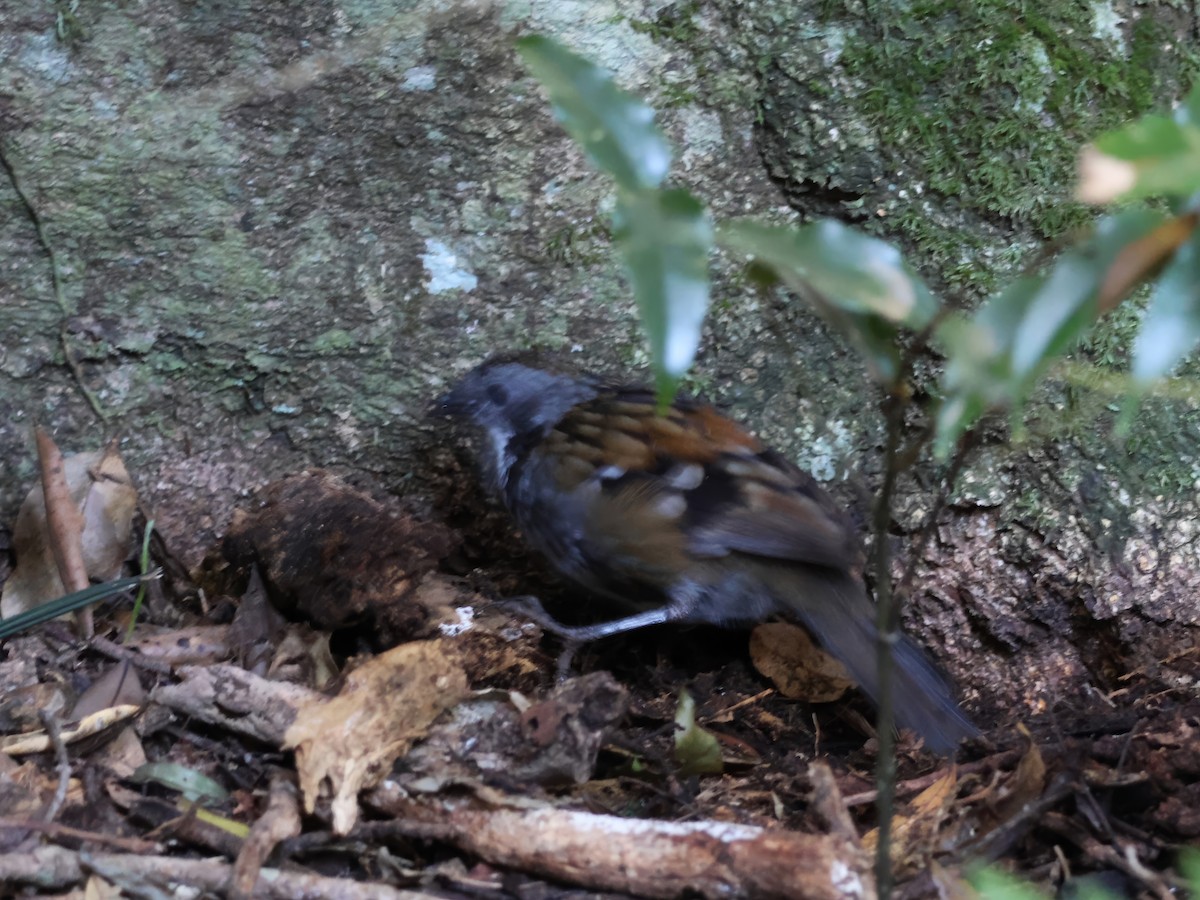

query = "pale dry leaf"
[991, 725, 1047, 821]
[0, 705, 142, 755]
[284, 638, 468, 834]
[80, 444, 139, 582]
[1, 444, 137, 619]
[84, 874, 124, 900]
[749, 621, 853, 703]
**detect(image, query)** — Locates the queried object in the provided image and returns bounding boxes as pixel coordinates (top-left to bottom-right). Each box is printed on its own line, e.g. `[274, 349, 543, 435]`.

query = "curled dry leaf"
[283, 638, 468, 834]
[990, 727, 1047, 822]
[749, 621, 854, 703]
[1, 441, 137, 621]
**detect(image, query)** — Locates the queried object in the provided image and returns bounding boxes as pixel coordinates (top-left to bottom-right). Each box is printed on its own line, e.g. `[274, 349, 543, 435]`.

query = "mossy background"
[1, 0, 1198, 713]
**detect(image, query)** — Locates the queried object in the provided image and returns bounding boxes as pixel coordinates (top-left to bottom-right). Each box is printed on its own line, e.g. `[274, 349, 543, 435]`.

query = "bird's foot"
[500, 595, 586, 683]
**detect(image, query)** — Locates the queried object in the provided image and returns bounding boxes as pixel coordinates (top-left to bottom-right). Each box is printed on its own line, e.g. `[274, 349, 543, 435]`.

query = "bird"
[442, 359, 977, 753]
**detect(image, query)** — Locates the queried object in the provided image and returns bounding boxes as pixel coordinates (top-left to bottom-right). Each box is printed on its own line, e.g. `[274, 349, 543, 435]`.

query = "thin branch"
[37, 711, 71, 825]
[0, 818, 160, 854]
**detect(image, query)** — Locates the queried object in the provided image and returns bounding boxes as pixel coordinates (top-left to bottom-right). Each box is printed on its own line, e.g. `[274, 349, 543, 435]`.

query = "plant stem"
[872, 390, 906, 899]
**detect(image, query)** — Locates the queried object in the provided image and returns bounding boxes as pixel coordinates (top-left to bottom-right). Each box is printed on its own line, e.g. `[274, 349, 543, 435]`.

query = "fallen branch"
[368, 785, 875, 900]
[0, 845, 427, 898]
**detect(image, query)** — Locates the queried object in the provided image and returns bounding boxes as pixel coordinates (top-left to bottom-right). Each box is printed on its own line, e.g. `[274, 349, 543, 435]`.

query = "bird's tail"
[770, 569, 978, 754]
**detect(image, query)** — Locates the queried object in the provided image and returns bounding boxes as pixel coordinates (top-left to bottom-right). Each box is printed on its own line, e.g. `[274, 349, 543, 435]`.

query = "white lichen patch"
[795, 419, 854, 482]
[421, 239, 478, 294]
[1090, 1, 1126, 51]
[680, 107, 725, 169]
[402, 65, 437, 91]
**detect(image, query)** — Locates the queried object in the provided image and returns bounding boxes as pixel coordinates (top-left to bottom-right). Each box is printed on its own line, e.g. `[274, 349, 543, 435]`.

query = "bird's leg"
[500, 595, 676, 682]
[502, 595, 673, 640]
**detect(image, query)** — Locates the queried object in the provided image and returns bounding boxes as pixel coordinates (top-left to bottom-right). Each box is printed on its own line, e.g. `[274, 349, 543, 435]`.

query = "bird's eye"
[486, 383, 509, 406]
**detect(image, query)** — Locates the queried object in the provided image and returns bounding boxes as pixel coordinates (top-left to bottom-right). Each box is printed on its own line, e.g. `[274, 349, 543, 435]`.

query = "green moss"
[626, 1, 757, 110]
[627, 0, 704, 47]
[53, 0, 88, 46]
[544, 220, 610, 267]
[312, 328, 356, 352]
[821, 2, 1200, 299]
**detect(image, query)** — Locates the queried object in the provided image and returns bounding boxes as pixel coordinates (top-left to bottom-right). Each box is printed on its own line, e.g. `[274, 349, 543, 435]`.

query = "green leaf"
[935, 209, 1163, 456]
[517, 35, 672, 192]
[131, 762, 229, 804]
[614, 188, 712, 402]
[0, 574, 155, 640]
[1096, 114, 1191, 161]
[933, 281, 1038, 455]
[673, 690, 723, 776]
[841, 310, 903, 386]
[967, 866, 1049, 900]
[1092, 112, 1200, 200]
[719, 219, 939, 329]
[1181, 849, 1200, 891]
[1132, 232, 1200, 384]
[1011, 209, 1162, 378]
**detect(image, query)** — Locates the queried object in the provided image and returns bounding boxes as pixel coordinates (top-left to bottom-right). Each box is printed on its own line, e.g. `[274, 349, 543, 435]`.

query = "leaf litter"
[0, 461, 1194, 898]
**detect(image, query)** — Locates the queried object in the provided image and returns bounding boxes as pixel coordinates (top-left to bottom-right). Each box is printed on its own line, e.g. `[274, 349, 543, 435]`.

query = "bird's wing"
[683, 449, 859, 570]
[542, 392, 859, 574]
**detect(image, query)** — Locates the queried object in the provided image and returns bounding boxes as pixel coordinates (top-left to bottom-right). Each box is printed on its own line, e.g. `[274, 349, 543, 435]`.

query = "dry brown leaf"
[283, 638, 467, 834]
[1, 442, 137, 621]
[864, 765, 959, 870]
[1096, 211, 1198, 313]
[991, 725, 1047, 821]
[69, 662, 146, 721]
[35, 427, 89, 595]
[127, 625, 233, 665]
[90, 725, 147, 780]
[749, 621, 853, 702]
